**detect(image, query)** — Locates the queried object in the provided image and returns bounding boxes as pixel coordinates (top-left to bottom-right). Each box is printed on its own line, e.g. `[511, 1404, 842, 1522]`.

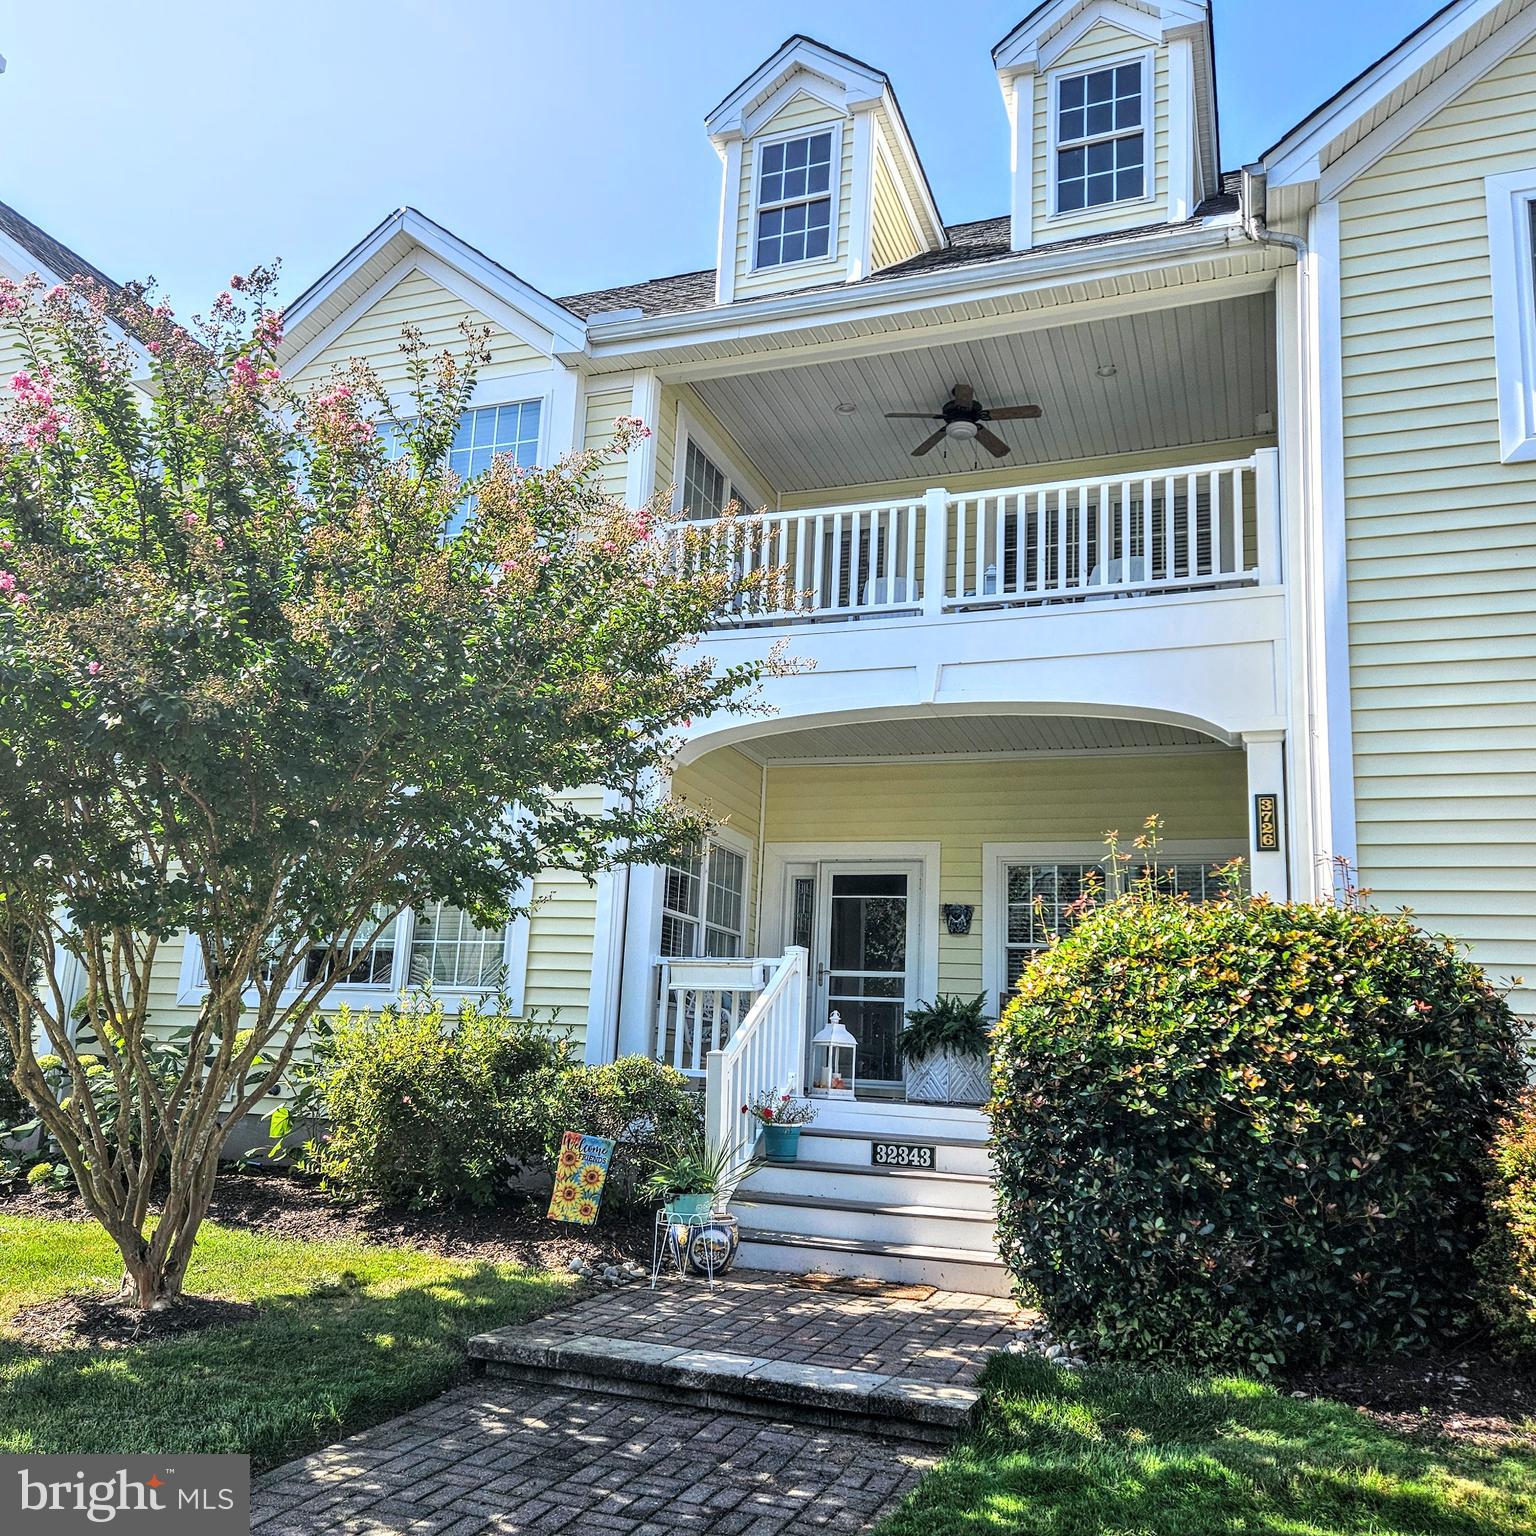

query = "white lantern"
[809, 1011, 857, 1100]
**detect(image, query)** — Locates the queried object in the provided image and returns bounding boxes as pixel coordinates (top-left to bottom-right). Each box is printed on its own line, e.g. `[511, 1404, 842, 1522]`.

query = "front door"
[812, 864, 918, 1090]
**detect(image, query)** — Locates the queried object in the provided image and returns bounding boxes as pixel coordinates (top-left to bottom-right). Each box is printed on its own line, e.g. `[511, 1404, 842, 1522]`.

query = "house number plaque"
[1253, 793, 1281, 852]
[871, 1140, 936, 1170]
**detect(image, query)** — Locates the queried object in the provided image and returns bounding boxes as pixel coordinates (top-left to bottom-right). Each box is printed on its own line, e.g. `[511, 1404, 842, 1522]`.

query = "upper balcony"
[671, 446, 1278, 630]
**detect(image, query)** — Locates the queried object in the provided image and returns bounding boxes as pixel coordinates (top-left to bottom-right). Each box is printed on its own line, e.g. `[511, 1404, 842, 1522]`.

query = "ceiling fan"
[885, 382, 1042, 458]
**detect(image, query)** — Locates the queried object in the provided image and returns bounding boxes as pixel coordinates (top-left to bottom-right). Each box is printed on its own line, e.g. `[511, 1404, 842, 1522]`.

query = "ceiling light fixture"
[1095, 364, 1118, 379]
[835, 402, 857, 414]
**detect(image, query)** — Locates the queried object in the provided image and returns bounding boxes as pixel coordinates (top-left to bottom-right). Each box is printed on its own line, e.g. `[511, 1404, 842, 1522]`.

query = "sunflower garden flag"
[547, 1131, 616, 1224]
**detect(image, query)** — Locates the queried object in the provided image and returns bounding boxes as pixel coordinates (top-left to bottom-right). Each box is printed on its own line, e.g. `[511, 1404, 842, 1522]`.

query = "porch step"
[791, 1125, 994, 1177]
[736, 1228, 1011, 1298]
[747, 1158, 995, 1212]
[733, 1190, 996, 1251]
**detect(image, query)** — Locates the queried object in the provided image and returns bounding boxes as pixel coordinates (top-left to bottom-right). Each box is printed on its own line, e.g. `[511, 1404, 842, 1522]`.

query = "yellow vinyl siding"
[674, 746, 765, 947]
[663, 385, 776, 514]
[734, 92, 852, 300]
[1032, 24, 1169, 242]
[292, 269, 547, 394]
[1337, 32, 1536, 1011]
[762, 752, 1245, 996]
[870, 148, 922, 272]
[582, 387, 632, 500]
[653, 383, 681, 506]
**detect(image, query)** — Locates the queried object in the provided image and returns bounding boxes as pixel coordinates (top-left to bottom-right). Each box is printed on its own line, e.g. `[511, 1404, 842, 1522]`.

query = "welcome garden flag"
[547, 1131, 616, 1224]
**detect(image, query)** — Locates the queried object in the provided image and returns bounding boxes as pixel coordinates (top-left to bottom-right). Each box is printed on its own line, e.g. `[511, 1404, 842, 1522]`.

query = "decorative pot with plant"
[639, 1137, 756, 1220]
[742, 1087, 817, 1163]
[899, 994, 994, 1105]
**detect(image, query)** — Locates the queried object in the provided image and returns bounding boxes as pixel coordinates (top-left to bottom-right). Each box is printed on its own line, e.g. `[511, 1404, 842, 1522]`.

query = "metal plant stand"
[650, 1209, 738, 1289]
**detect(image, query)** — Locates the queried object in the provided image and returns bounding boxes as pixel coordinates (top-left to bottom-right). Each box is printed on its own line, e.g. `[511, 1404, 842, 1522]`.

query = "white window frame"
[669, 400, 769, 519]
[658, 825, 754, 960]
[748, 120, 843, 275]
[384, 374, 565, 471]
[1486, 168, 1536, 464]
[1046, 49, 1157, 223]
[981, 839, 1244, 1016]
[175, 894, 532, 1014]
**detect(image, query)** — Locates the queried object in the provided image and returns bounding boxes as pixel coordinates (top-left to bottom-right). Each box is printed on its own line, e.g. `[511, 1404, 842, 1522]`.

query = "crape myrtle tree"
[0, 268, 786, 1307]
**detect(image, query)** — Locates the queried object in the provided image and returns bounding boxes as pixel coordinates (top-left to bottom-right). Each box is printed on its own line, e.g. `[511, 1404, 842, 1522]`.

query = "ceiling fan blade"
[911, 428, 948, 456]
[951, 382, 976, 407]
[983, 404, 1043, 421]
[885, 412, 943, 420]
[975, 425, 1012, 458]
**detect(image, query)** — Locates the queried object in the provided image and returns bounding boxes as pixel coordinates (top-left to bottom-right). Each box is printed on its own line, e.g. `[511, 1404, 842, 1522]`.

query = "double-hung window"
[660, 841, 749, 959]
[1054, 61, 1145, 214]
[1485, 170, 1536, 462]
[755, 130, 834, 268]
[379, 401, 543, 533]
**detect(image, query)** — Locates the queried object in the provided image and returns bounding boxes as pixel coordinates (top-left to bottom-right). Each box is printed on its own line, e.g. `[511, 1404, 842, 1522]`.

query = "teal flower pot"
[762, 1123, 802, 1163]
[664, 1191, 713, 1220]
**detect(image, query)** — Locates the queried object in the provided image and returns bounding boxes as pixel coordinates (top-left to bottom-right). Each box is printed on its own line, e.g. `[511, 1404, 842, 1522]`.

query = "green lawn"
[0, 1214, 570, 1471]
[876, 1355, 1536, 1536]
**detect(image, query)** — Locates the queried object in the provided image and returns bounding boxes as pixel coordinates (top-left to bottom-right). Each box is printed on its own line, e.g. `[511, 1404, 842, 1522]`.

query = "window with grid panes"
[304, 912, 401, 987]
[682, 439, 746, 520]
[407, 901, 506, 989]
[660, 843, 747, 958]
[1003, 862, 1103, 989]
[1055, 62, 1145, 213]
[755, 131, 834, 267]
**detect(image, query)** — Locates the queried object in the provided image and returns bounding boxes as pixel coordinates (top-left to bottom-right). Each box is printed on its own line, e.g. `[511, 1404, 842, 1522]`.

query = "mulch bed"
[1288, 1349, 1536, 1449]
[10, 1293, 261, 1352]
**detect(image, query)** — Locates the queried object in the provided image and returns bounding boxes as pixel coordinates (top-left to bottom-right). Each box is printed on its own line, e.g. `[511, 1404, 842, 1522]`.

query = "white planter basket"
[903, 1048, 990, 1105]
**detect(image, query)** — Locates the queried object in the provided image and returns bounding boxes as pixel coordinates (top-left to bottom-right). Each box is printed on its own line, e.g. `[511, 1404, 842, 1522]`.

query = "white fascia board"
[282, 208, 587, 364]
[992, 0, 1205, 70]
[874, 89, 946, 249]
[1317, 4, 1536, 201]
[707, 36, 887, 141]
[581, 218, 1249, 356]
[1264, 0, 1507, 187]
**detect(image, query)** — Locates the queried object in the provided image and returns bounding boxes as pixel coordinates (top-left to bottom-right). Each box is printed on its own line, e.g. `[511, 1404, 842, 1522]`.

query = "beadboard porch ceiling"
[689, 290, 1276, 496]
[729, 713, 1231, 764]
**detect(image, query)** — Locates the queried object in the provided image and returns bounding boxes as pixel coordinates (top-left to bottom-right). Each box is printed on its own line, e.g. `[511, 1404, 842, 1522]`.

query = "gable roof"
[0, 198, 121, 294]
[1264, 0, 1536, 189]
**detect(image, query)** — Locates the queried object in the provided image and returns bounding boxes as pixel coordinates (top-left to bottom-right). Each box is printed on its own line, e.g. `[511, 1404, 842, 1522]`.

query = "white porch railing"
[667, 447, 1280, 628]
[652, 955, 772, 1077]
[703, 946, 808, 1172]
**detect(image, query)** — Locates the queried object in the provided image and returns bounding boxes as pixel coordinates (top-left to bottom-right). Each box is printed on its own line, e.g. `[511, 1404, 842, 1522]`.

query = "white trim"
[847, 110, 875, 282]
[714, 138, 743, 306]
[1264, 0, 1510, 186]
[625, 371, 663, 505]
[736, 743, 1230, 770]
[174, 894, 532, 1015]
[746, 118, 845, 278]
[670, 396, 771, 517]
[1002, 69, 1037, 252]
[379, 367, 567, 473]
[1045, 48, 1159, 227]
[706, 36, 885, 140]
[992, 0, 1205, 72]
[1166, 33, 1194, 223]
[1486, 167, 1536, 464]
[980, 836, 1242, 1014]
[1317, 6, 1536, 200]
[762, 840, 941, 1027]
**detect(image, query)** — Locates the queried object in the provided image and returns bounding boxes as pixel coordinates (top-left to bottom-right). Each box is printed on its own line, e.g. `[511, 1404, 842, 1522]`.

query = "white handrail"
[704, 946, 808, 1172]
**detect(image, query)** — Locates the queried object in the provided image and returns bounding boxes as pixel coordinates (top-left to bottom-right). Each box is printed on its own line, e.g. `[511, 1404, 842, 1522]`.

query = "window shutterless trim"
[1045, 49, 1158, 223]
[747, 119, 844, 275]
[1486, 169, 1536, 464]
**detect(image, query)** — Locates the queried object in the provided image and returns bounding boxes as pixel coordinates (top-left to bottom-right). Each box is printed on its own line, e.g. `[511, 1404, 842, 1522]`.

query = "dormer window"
[754, 129, 836, 268]
[1053, 60, 1146, 214]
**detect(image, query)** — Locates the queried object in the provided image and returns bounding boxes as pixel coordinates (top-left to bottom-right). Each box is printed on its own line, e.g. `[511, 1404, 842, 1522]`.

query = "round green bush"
[990, 893, 1524, 1371]
[1477, 1088, 1536, 1358]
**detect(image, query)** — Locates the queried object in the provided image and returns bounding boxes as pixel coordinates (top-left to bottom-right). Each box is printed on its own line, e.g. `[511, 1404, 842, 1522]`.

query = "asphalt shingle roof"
[0, 199, 120, 294]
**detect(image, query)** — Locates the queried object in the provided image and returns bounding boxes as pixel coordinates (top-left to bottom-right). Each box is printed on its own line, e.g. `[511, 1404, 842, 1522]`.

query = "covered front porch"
[614, 710, 1284, 1146]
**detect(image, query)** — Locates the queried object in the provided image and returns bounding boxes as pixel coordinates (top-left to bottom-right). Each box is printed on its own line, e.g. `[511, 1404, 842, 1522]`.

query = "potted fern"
[898, 994, 994, 1105]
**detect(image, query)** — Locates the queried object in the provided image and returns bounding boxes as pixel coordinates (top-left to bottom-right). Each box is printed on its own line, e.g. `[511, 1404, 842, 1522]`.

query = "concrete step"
[743, 1158, 996, 1212]
[733, 1190, 997, 1252]
[736, 1227, 1011, 1297]
[809, 1100, 990, 1139]
[791, 1125, 994, 1177]
[469, 1326, 977, 1443]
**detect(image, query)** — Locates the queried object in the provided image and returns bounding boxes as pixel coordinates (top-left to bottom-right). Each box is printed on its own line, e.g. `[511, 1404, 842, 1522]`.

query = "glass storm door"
[815, 867, 914, 1088]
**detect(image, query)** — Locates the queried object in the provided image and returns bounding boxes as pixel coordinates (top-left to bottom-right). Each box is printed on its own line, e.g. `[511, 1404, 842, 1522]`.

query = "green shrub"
[990, 891, 1523, 1372]
[300, 998, 570, 1208]
[540, 1055, 701, 1201]
[1478, 1089, 1536, 1357]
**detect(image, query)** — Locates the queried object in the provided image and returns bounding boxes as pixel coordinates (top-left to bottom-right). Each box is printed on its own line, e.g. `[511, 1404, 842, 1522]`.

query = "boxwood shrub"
[990, 892, 1523, 1371]
[1478, 1089, 1536, 1358]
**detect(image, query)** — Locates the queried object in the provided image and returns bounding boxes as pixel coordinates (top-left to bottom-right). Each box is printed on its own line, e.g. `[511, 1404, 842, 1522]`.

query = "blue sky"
[2, 1, 1421, 309]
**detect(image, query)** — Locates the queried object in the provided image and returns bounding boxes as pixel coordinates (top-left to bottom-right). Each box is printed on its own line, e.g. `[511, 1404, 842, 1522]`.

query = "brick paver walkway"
[521, 1272, 1021, 1384]
[252, 1382, 938, 1535]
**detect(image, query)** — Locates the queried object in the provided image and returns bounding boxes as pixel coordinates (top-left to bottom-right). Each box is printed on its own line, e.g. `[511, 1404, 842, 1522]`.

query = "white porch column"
[1242, 730, 1290, 899]
[614, 863, 664, 1060]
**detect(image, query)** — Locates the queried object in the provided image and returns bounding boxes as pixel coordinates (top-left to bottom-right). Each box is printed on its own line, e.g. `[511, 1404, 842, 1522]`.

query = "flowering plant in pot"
[639, 1137, 756, 1219]
[899, 994, 994, 1105]
[742, 1087, 818, 1163]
